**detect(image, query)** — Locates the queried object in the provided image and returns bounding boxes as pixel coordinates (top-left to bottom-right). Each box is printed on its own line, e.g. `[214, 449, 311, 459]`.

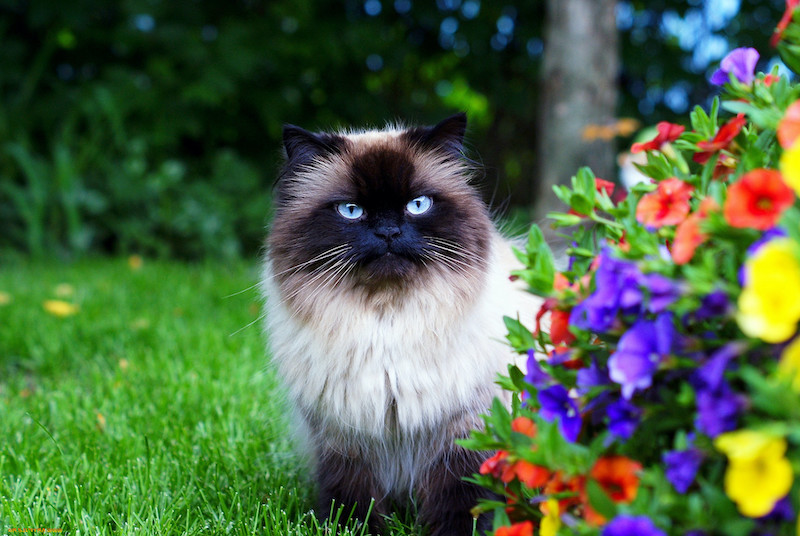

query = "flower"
[771, 0, 800, 47]
[779, 137, 800, 196]
[606, 399, 642, 441]
[693, 114, 747, 165]
[672, 197, 719, 265]
[663, 447, 703, 493]
[480, 450, 509, 478]
[495, 521, 534, 536]
[737, 238, 800, 343]
[43, 299, 79, 317]
[540, 498, 561, 536]
[538, 385, 582, 442]
[602, 515, 667, 536]
[636, 178, 694, 228]
[714, 430, 793, 517]
[608, 314, 676, 399]
[778, 100, 800, 148]
[694, 381, 743, 438]
[777, 336, 800, 391]
[589, 456, 642, 504]
[502, 459, 551, 488]
[0, 291, 11, 305]
[525, 349, 552, 389]
[630, 122, 685, 153]
[512, 416, 538, 437]
[710, 47, 760, 86]
[723, 169, 795, 229]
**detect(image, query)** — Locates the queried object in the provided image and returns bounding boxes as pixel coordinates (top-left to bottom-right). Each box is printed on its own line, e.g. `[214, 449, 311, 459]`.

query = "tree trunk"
[535, 0, 619, 220]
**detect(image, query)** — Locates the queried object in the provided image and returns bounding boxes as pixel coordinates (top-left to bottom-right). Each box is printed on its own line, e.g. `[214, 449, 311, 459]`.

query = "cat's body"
[262, 114, 539, 535]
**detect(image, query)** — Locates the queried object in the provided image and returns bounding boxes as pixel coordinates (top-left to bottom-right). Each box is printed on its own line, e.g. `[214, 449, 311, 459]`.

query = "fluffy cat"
[261, 114, 540, 535]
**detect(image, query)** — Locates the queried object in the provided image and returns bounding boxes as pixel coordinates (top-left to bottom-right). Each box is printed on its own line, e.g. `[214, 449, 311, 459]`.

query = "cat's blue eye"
[336, 202, 364, 220]
[406, 195, 432, 215]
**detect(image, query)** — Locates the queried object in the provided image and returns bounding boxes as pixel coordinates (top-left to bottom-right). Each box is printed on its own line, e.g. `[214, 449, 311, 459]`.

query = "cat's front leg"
[416, 445, 500, 536]
[315, 444, 387, 533]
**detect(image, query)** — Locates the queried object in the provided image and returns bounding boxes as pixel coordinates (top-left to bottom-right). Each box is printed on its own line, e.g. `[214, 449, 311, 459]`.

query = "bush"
[463, 5, 800, 536]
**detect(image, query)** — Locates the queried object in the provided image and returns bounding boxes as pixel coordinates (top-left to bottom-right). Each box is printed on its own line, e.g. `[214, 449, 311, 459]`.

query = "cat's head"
[268, 114, 493, 308]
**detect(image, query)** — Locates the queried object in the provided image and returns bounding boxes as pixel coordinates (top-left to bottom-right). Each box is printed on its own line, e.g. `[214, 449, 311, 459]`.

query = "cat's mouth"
[358, 251, 418, 283]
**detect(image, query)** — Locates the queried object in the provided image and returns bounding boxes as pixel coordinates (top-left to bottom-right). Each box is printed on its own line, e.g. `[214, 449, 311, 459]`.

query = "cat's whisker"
[271, 244, 351, 278]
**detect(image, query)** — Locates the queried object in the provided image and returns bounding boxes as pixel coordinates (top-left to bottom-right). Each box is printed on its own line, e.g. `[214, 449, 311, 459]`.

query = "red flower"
[480, 450, 508, 478]
[630, 121, 685, 153]
[635, 178, 694, 227]
[544, 471, 584, 512]
[778, 100, 800, 149]
[763, 74, 781, 87]
[693, 114, 747, 164]
[672, 197, 719, 265]
[495, 521, 534, 536]
[771, 0, 800, 47]
[723, 169, 795, 229]
[550, 309, 576, 346]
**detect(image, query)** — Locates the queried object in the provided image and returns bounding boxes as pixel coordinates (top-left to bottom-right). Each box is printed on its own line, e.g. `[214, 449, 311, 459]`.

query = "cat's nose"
[374, 224, 401, 241]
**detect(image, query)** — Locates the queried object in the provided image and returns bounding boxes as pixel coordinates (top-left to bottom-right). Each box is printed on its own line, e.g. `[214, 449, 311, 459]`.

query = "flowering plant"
[462, 5, 800, 536]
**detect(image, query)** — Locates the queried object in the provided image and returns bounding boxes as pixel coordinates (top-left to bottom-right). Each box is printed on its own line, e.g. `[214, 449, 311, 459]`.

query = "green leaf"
[503, 315, 537, 353]
[585, 478, 618, 521]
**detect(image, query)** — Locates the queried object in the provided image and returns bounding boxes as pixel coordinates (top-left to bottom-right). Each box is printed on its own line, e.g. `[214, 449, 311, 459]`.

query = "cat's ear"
[282, 125, 345, 163]
[403, 113, 467, 156]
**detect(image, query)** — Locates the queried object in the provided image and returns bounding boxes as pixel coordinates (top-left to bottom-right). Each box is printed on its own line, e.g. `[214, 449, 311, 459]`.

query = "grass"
[0, 257, 422, 535]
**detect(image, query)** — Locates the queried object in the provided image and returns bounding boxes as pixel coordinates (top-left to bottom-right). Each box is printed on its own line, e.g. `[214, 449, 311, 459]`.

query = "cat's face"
[268, 114, 493, 308]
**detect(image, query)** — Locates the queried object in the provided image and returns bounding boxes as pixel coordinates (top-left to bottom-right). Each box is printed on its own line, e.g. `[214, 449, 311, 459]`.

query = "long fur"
[261, 115, 540, 534]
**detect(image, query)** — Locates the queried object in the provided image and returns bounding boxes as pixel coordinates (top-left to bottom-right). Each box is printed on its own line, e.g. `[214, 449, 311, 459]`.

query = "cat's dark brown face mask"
[268, 114, 493, 298]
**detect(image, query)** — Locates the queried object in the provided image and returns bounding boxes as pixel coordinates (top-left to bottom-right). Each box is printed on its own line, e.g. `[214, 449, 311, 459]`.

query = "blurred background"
[0, 0, 789, 261]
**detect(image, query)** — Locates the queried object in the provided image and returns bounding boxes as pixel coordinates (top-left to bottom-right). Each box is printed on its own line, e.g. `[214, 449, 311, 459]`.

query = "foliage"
[463, 5, 800, 535]
[0, 1, 786, 259]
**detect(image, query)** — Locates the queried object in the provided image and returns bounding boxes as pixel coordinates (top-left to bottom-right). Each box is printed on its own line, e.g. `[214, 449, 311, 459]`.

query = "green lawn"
[0, 258, 418, 535]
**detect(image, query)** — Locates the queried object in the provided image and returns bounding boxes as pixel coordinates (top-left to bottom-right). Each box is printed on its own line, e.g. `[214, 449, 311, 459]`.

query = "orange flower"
[635, 178, 694, 227]
[511, 416, 537, 437]
[693, 114, 747, 164]
[544, 471, 584, 512]
[779, 100, 800, 149]
[589, 456, 642, 502]
[724, 169, 795, 229]
[631, 122, 685, 153]
[672, 197, 719, 265]
[582, 456, 642, 525]
[502, 459, 551, 488]
[495, 521, 534, 536]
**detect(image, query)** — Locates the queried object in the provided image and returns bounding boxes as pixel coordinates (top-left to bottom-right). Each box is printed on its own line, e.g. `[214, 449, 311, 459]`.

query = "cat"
[261, 113, 540, 535]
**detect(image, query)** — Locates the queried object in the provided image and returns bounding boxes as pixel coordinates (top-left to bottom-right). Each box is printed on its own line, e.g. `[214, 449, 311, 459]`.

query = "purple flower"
[695, 289, 730, 321]
[642, 273, 680, 313]
[710, 47, 759, 86]
[577, 358, 610, 394]
[608, 313, 676, 399]
[695, 381, 743, 437]
[538, 385, 582, 442]
[693, 343, 741, 392]
[663, 447, 703, 493]
[606, 398, 642, 441]
[525, 348, 551, 389]
[602, 515, 667, 536]
[570, 250, 640, 332]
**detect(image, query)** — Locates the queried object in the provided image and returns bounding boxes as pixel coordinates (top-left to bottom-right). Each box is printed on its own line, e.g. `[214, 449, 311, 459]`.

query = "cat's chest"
[269, 297, 503, 437]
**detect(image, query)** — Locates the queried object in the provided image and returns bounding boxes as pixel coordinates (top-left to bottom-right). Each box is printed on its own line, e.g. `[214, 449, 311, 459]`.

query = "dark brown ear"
[402, 113, 467, 155]
[282, 124, 345, 163]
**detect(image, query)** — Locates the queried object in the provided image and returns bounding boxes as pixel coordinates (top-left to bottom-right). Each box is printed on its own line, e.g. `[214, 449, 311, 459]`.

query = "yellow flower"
[540, 498, 561, 536]
[0, 291, 11, 305]
[715, 430, 793, 517]
[780, 139, 800, 196]
[736, 239, 800, 343]
[43, 299, 79, 317]
[779, 336, 800, 391]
